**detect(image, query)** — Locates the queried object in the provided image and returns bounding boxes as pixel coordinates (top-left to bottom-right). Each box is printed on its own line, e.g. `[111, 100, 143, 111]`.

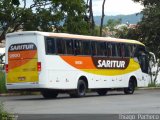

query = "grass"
[156, 84, 160, 87]
[148, 82, 156, 87]
[0, 71, 7, 93]
[0, 102, 14, 120]
[148, 82, 159, 87]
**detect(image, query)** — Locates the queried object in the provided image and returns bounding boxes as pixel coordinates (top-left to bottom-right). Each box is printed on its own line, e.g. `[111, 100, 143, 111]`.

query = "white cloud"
[93, 0, 144, 16]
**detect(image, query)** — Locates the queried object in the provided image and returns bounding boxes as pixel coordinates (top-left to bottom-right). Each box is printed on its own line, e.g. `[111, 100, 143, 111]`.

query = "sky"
[92, 0, 144, 16]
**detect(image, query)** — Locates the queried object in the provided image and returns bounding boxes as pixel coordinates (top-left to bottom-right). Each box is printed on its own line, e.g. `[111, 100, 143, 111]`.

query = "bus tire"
[41, 89, 58, 99]
[124, 80, 135, 94]
[70, 80, 87, 98]
[97, 89, 108, 96]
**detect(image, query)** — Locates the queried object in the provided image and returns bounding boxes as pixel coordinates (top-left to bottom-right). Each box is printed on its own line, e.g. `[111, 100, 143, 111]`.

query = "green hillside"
[94, 13, 143, 25]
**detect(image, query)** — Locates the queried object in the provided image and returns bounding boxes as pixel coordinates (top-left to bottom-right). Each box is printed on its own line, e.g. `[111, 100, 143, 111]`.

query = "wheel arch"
[78, 76, 89, 89]
[129, 76, 137, 87]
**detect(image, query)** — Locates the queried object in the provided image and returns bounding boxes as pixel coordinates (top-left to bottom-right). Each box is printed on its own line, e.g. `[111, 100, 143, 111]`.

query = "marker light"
[5, 64, 8, 73]
[37, 62, 41, 72]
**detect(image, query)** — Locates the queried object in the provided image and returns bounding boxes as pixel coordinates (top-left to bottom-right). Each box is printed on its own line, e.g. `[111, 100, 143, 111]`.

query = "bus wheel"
[124, 80, 135, 94]
[97, 89, 108, 96]
[41, 89, 58, 99]
[70, 80, 87, 98]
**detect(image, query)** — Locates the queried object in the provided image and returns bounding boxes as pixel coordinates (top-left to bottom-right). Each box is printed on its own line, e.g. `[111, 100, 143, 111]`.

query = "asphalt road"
[1, 89, 160, 120]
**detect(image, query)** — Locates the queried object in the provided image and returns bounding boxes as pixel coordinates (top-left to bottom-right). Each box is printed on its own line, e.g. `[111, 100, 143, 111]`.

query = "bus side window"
[105, 42, 108, 56]
[56, 38, 65, 54]
[111, 43, 116, 57]
[116, 43, 122, 57]
[97, 42, 105, 56]
[130, 44, 136, 57]
[107, 43, 112, 57]
[100, 42, 107, 56]
[46, 37, 56, 54]
[74, 40, 83, 55]
[121, 44, 125, 57]
[83, 41, 91, 55]
[134, 45, 146, 58]
[65, 39, 74, 55]
[124, 44, 130, 57]
[91, 41, 97, 56]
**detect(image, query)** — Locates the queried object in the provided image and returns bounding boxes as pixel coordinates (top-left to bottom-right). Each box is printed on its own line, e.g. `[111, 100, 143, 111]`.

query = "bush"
[0, 102, 14, 120]
[0, 71, 7, 93]
[156, 84, 160, 87]
[148, 82, 157, 87]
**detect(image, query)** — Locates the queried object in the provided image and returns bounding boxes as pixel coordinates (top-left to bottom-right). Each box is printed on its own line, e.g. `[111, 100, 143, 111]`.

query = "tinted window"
[56, 38, 65, 54]
[134, 45, 146, 57]
[45, 37, 56, 54]
[116, 43, 122, 57]
[107, 43, 112, 57]
[124, 44, 130, 57]
[83, 41, 91, 55]
[65, 39, 74, 54]
[112, 43, 117, 57]
[97, 42, 107, 56]
[75, 40, 83, 55]
[121, 44, 125, 57]
[91, 41, 97, 56]
[130, 44, 136, 57]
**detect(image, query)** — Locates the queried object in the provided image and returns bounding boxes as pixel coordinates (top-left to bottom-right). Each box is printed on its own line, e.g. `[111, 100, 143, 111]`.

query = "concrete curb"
[0, 92, 40, 97]
[138, 87, 160, 90]
[1, 88, 160, 97]
[0, 93, 21, 96]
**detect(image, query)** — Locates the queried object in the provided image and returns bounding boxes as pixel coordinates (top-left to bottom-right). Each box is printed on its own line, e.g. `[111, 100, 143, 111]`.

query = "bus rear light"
[37, 62, 41, 71]
[5, 64, 8, 73]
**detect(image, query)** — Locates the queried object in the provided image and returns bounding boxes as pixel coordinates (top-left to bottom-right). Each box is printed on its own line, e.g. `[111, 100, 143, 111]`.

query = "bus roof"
[6, 31, 144, 46]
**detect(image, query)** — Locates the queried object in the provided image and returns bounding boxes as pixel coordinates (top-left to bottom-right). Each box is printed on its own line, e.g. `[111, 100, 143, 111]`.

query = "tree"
[115, 25, 142, 40]
[133, 0, 158, 6]
[132, 1, 160, 58]
[0, 0, 64, 43]
[103, 19, 122, 37]
[100, 0, 106, 36]
[87, 0, 95, 35]
[105, 19, 122, 31]
[51, 0, 90, 35]
[148, 52, 160, 87]
[133, 0, 160, 86]
[11, 0, 20, 6]
[0, 0, 90, 44]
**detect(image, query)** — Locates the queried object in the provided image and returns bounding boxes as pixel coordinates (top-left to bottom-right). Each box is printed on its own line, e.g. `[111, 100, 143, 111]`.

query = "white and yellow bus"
[5, 31, 150, 98]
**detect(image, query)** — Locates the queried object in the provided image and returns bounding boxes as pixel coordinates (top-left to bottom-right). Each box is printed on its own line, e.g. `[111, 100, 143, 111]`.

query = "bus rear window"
[45, 37, 56, 54]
